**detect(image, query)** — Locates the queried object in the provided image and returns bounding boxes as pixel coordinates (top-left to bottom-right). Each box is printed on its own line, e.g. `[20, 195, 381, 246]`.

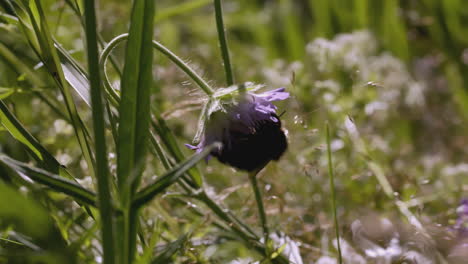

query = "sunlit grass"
[0, 0, 468, 263]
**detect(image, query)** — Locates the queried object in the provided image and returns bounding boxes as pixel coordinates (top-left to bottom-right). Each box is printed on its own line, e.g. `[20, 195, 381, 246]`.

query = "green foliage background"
[1, 0, 468, 263]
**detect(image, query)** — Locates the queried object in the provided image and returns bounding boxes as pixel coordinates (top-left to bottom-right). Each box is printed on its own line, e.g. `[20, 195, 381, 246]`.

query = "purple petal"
[255, 87, 290, 102]
[185, 143, 198, 150]
[254, 104, 276, 115]
[185, 143, 202, 153]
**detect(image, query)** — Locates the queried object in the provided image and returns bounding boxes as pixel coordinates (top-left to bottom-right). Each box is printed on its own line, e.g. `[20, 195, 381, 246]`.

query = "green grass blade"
[441, 0, 468, 44]
[6, 1, 41, 56]
[0, 182, 52, 239]
[326, 123, 342, 263]
[213, 0, 234, 86]
[0, 100, 60, 172]
[354, 0, 369, 28]
[0, 87, 14, 100]
[279, 0, 305, 61]
[0, 100, 96, 218]
[13, 0, 96, 178]
[74, 32, 208, 189]
[83, 1, 115, 263]
[117, 0, 155, 200]
[1, 7, 92, 107]
[136, 221, 161, 264]
[0, 154, 97, 207]
[0, 41, 44, 86]
[100, 34, 208, 187]
[381, 0, 409, 61]
[150, 233, 189, 263]
[55, 43, 91, 106]
[133, 143, 219, 208]
[152, 113, 202, 188]
[155, 0, 211, 22]
[116, 0, 155, 262]
[308, 0, 333, 37]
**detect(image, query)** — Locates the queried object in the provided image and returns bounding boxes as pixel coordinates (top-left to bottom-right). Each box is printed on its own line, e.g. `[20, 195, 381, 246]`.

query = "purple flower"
[186, 87, 289, 171]
[448, 199, 468, 262]
[455, 199, 468, 236]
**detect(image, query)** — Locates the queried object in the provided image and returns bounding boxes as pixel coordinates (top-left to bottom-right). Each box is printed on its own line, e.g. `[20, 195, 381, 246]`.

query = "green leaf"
[100, 33, 213, 188]
[155, 0, 211, 22]
[0, 12, 19, 25]
[152, 113, 203, 188]
[115, 0, 155, 262]
[12, 0, 95, 178]
[0, 183, 76, 263]
[0, 100, 60, 172]
[150, 233, 189, 264]
[133, 143, 219, 208]
[267, 243, 287, 261]
[83, 0, 115, 263]
[0, 41, 44, 86]
[0, 182, 52, 239]
[0, 87, 14, 100]
[136, 221, 161, 264]
[56, 43, 91, 107]
[116, 0, 155, 200]
[0, 154, 97, 207]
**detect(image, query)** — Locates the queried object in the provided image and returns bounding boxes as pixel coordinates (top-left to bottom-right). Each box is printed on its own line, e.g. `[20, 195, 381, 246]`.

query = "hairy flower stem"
[213, 0, 234, 86]
[100, 34, 214, 97]
[249, 170, 270, 255]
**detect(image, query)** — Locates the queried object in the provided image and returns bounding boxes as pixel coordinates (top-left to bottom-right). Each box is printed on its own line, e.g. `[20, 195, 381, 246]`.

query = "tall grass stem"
[83, 0, 115, 263]
[213, 0, 234, 86]
[326, 123, 342, 263]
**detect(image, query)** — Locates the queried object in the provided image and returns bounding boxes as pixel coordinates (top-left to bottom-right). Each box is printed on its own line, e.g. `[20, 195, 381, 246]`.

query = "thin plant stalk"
[213, 0, 234, 86]
[248, 170, 270, 255]
[83, 0, 115, 263]
[326, 123, 342, 264]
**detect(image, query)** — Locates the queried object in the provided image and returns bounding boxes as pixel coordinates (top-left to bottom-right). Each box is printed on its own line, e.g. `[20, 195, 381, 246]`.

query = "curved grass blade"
[133, 143, 219, 208]
[100, 34, 214, 99]
[0, 155, 97, 207]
